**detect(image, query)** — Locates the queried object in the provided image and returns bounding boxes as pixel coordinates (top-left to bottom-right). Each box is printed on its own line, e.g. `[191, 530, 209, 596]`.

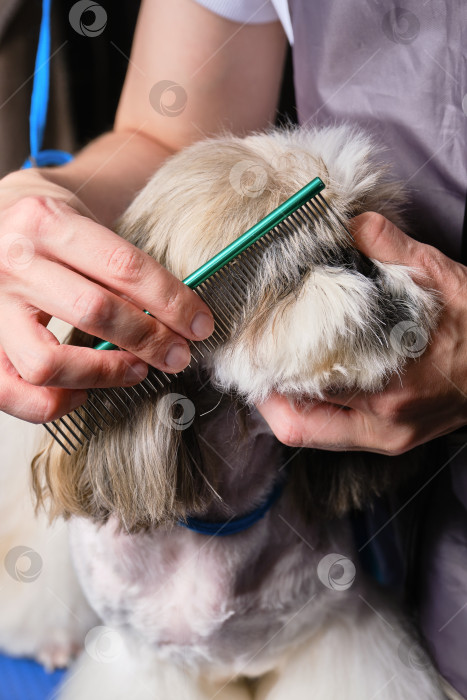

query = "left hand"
[256, 212, 467, 455]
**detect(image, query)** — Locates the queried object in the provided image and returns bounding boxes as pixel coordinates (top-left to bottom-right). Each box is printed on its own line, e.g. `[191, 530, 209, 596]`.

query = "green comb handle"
[183, 177, 324, 286]
[94, 177, 325, 351]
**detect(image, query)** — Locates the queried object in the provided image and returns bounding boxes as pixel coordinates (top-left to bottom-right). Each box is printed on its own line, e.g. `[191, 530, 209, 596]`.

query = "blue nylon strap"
[22, 0, 73, 169]
[178, 478, 285, 537]
[22, 150, 74, 168]
[30, 0, 51, 158]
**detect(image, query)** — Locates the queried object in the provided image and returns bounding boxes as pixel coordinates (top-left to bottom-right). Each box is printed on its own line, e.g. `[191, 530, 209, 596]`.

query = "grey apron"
[289, 1, 467, 696]
[289, 0, 467, 259]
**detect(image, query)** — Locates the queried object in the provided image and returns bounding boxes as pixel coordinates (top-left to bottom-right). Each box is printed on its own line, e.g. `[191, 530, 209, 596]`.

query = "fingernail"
[190, 311, 214, 339]
[164, 343, 191, 370]
[124, 362, 148, 383]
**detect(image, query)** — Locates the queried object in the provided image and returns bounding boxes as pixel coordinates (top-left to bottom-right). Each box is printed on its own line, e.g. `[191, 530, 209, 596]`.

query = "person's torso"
[289, 0, 467, 260]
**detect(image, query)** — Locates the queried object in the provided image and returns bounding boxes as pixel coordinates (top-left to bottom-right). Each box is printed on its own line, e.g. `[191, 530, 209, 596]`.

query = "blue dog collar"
[178, 478, 285, 537]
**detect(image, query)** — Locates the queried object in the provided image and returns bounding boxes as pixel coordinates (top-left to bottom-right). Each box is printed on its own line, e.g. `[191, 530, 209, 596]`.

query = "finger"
[0, 309, 150, 389]
[256, 394, 363, 450]
[322, 371, 412, 412]
[350, 212, 420, 265]
[8, 258, 193, 372]
[321, 387, 371, 411]
[33, 205, 214, 340]
[257, 393, 401, 453]
[0, 348, 87, 423]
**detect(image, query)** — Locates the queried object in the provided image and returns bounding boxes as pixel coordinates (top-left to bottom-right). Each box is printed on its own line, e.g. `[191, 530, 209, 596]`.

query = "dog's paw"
[36, 631, 83, 670]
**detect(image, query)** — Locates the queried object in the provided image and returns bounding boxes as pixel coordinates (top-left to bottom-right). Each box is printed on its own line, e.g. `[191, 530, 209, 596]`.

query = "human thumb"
[350, 212, 419, 265]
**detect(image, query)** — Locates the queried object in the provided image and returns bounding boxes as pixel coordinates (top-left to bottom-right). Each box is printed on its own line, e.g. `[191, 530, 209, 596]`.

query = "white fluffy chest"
[69, 506, 355, 674]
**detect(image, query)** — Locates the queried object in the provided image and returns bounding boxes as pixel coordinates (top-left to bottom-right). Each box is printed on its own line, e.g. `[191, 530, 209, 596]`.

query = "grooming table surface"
[0, 654, 65, 700]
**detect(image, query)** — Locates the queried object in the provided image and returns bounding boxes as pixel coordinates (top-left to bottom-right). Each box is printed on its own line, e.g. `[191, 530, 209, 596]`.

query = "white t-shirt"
[194, 0, 294, 43]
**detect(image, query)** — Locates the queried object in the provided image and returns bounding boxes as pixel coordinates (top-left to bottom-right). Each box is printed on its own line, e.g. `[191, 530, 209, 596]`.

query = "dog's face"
[33, 126, 438, 531]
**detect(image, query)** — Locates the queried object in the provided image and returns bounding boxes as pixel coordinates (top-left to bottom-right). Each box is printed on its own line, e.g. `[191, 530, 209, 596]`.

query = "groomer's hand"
[0, 168, 213, 423]
[257, 212, 467, 455]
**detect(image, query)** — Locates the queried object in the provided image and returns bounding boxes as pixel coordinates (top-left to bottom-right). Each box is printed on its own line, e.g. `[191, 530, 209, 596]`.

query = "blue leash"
[22, 0, 73, 169]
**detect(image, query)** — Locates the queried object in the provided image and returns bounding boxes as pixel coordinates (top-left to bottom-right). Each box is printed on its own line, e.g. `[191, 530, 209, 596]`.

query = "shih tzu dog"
[0, 125, 446, 699]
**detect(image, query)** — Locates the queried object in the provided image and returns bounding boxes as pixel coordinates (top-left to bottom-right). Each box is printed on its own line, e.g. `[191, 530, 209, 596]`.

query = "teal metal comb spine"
[94, 177, 324, 352]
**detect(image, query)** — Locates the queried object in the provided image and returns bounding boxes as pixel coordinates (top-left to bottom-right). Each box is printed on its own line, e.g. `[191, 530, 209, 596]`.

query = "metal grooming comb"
[44, 177, 350, 454]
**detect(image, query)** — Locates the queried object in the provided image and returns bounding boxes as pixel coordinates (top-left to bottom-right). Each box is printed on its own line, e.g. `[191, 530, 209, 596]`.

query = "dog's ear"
[31, 330, 217, 533]
[287, 446, 421, 522]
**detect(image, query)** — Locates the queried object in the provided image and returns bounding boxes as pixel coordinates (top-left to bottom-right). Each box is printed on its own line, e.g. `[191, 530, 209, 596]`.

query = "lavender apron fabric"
[289, 1, 467, 695]
[289, 0, 466, 259]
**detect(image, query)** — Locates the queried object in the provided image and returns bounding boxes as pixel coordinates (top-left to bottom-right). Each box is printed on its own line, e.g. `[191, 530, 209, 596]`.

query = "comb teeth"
[44, 188, 350, 453]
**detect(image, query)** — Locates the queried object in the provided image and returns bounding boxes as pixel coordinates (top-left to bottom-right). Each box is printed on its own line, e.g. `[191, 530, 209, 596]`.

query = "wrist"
[40, 131, 173, 227]
[0, 168, 83, 212]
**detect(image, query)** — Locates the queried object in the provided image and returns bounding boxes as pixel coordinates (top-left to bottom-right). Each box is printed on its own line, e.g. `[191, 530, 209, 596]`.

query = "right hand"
[0, 169, 214, 423]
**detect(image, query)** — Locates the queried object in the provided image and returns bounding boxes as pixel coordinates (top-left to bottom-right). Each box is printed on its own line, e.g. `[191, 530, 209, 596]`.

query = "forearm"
[38, 0, 286, 229]
[40, 130, 174, 228]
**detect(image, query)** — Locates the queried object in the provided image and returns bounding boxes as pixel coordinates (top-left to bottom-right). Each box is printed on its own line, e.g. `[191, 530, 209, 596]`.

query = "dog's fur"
[0, 125, 446, 698]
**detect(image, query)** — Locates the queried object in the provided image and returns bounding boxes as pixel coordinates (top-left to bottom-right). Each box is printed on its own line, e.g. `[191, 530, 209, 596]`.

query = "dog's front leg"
[254, 595, 445, 700]
[0, 412, 98, 668]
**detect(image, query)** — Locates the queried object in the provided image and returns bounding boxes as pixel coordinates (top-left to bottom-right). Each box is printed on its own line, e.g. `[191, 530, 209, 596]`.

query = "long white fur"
[0, 320, 98, 669]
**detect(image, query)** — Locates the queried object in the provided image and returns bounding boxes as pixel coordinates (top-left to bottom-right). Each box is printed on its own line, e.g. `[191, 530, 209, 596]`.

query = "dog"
[0, 125, 445, 699]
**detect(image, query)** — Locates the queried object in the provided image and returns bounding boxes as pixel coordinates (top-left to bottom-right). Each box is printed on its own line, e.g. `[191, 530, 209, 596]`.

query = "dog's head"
[32, 126, 439, 531]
